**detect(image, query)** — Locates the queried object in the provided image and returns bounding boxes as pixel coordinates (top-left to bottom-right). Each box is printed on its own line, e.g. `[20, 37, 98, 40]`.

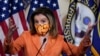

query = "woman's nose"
[38, 22, 42, 25]
[37, 22, 44, 25]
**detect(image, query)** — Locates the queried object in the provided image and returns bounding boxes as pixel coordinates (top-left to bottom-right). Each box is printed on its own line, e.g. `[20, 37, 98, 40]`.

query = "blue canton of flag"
[27, 0, 63, 34]
[0, 0, 24, 22]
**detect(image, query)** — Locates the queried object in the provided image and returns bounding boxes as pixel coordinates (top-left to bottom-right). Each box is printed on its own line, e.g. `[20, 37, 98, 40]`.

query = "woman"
[4, 7, 93, 56]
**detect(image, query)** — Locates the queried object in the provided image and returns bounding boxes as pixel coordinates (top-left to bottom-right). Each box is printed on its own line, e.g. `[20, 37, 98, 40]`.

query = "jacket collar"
[31, 34, 56, 55]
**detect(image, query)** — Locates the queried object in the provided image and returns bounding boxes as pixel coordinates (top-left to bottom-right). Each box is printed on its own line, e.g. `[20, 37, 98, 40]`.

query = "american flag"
[27, 0, 63, 35]
[0, 0, 63, 56]
[0, 0, 28, 56]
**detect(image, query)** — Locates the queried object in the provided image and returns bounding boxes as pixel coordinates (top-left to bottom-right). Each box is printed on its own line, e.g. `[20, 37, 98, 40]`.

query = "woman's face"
[34, 14, 50, 36]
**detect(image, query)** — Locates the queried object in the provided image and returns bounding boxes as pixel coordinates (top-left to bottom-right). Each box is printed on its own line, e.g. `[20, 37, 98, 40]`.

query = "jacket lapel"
[31, 34, 56, 55]
[44, 36, 56, 54]
[31, 34, 43, 55]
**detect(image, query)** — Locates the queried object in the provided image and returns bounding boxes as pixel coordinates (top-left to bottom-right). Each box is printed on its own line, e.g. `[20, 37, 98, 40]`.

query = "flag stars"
[4, 0, 8, 3]
[40, 3, 43, 7]
[34, 0, 38, 4]
[20, 3, 23, 6]
[1, 13, 5, 18]
[47, 0, 51, 4]
[32, 7, 36, 11]
[15, 0, 18, 3]
[9, 10, 11, 13]
[9, 3, 12, 7]
[0, 0, 25, 21]
[53, 3, 56, 7]
[13, 6, 17, 10]
[2, 7, 6, 11]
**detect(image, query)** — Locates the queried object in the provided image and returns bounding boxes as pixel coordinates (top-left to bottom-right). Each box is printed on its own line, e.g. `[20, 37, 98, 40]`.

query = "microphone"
[36, 38, 46, 56]
[64, 38, 74, 56]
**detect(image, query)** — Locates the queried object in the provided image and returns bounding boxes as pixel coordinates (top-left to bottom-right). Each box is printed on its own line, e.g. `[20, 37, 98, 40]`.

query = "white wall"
[58, 0, 70, 29]
[58, 0, 69, 19]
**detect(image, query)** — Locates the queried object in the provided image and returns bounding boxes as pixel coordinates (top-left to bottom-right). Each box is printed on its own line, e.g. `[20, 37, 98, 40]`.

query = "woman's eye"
[41, 20, 46, 23]
[34, 20, 38, 24]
